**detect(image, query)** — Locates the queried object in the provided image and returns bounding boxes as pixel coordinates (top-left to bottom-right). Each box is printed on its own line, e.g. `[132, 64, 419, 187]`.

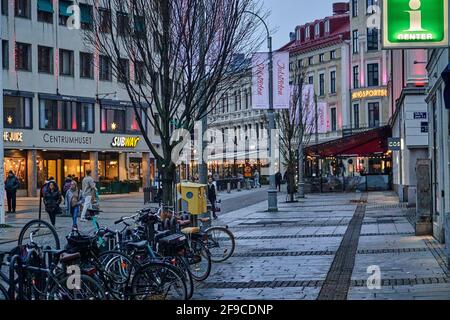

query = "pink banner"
[252, 53, 269, 110]
[273, 52, 290, 109]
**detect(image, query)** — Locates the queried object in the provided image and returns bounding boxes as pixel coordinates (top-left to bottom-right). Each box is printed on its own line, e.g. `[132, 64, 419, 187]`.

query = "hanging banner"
[317, 102, 328, 134]
[301, 84, 315, 127]
[252, 53, 269, 109]
[273, 52, 290, 109]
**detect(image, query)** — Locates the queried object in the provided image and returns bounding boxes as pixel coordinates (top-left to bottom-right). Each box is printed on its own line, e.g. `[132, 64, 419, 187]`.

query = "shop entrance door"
[44, 159, 62, 187]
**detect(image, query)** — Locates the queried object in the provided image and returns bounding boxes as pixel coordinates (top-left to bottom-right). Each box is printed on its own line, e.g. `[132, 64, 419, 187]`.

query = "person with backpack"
[65, 180, 80, 231]
[43, 181, 62, 227]
[5, 171, 20, 213]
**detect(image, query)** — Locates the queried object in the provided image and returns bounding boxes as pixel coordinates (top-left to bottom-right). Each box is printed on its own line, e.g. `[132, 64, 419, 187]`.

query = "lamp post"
[244, 11, 278, 212]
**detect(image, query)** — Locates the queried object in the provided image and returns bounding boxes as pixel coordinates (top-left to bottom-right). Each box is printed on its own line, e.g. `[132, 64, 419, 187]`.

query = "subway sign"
[382, 0, 449, 48]
[111, 136, 140, 148]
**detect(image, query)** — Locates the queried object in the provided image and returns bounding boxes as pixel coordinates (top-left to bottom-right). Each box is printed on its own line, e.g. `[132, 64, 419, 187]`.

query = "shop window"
[101, 105, 147, 133]
[98, 153, 119, 181]
[38, 46, 54, 74]
[39, 99, 94, 132]
[4, 151, 27, 189]
[129, 159, 142, 181]
[38, 0, 53, 23]
[4, 96, 32, 129]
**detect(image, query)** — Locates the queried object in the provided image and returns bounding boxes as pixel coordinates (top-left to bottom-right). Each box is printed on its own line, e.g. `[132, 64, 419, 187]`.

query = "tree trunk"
[160, 164, 176, 207]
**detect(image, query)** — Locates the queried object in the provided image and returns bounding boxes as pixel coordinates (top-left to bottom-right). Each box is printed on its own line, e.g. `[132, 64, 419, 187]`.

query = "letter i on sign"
[407, 0, 425, 31]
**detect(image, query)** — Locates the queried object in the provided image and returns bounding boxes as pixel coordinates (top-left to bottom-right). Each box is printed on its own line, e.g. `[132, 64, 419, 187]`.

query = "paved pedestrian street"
[1, 189, 449, 300]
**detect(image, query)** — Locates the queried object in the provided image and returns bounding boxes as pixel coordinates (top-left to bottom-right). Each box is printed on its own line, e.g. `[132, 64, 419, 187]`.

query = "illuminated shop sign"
[111, 137, 141, 148]
[352, 88, 388, 100]
[382, 0, 449, 48]
[4, 131, 24, 142]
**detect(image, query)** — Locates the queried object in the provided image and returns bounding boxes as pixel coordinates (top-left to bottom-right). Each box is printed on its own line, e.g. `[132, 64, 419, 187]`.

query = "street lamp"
[244, 11, 278, 212]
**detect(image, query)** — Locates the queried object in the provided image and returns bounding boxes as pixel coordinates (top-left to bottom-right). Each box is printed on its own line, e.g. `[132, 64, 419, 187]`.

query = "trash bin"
[176, 182, 207, 215]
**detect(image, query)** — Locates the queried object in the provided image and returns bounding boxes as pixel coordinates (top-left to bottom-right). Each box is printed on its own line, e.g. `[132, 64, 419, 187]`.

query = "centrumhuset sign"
[252, 52, 290, 109]
[382, 0, 449, 48]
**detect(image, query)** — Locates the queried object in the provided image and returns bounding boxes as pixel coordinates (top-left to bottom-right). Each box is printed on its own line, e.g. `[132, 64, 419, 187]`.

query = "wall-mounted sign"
[388, 138, 401, 151]
[421, 122, 429, 133]
[352, 88, 388, 100]
[414, 112, 427, 119]
[111, 137, 140, 148]
[382, 0, 449, 49]
[4, 131, 23, 142]
[43, 133, 92, 145]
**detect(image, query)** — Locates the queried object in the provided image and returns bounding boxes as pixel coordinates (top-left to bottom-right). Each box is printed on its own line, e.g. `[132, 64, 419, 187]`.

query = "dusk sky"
[262, 0, 337, 49]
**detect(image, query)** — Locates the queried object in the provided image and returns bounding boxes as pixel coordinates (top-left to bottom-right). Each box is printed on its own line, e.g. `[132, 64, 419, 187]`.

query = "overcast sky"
[262, 0, 336, 49]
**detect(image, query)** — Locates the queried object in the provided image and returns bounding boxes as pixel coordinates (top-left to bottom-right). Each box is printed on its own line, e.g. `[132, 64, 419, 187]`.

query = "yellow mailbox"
[176, 182, 207, 215]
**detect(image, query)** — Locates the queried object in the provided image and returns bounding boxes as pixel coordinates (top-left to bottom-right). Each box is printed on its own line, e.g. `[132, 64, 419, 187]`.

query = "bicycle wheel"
[188, 240, 212, 282]
[131, 262, 187, 300]
[18, 220, 60, 250]
[176, 256, 194, 300]
[0, 283, 8, 300]
[205, 227, 236, 262]
[48, 274, 105, 300]
[98, 251, 135, 286]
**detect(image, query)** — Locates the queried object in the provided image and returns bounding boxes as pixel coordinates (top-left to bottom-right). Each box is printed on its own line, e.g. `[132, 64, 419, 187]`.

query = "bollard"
[227, 182, 231, 194]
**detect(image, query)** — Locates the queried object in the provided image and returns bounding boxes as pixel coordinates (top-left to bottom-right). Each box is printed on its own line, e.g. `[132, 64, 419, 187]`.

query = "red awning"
[305, 126, 392, 157]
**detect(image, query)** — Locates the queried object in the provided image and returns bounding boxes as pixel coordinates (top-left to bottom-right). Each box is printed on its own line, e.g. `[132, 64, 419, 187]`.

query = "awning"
[80, 4, 93, 24]
[305, 125, 392, 157]
[38, 0, 53, 13]
[59, 1, 72, 17]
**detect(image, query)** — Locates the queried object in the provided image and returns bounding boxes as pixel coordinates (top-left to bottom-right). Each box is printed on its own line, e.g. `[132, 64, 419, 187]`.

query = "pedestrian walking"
[62, 176, 73, 199]
[65, 181, 81, 231]
[253, 170, 261, 188]
[207, 177, 218, 220]
[5, 171, 20, 213]
[43, 181, 62, 227]
[80, 170, 96, 221]
[275, 172, 282, 192]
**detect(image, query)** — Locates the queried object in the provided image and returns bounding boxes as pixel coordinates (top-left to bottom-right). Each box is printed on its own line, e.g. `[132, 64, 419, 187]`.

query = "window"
[325, 20, 330, 34]
[319, 73, 325, 96]
[367, 0, 378, 14]
[39, 99, 94, 132]
[100, 105, 146, 133]
[353, 104, 360, 129]
[367, 28, 379, 51]
[352, 0, 358, 17]
[315, 24, 320, 37]
[38, 46, 53, 74]
[368, 102, 380, 127]
[330, 71, 336, 94]
[331, 107, 337, 131]
[99, 55, 112, 81]
[319, 53, 325, 63]
[352, 30, 359, 53]
[37, 0, 53, 23]
[135, 61, 146, 85]
[309, 56, 314, 65]
[353, 66, 359, 89]
[289, 62, 293, 71]
[297, 59, 303, 68]
[154, 114, 160, 135]
[117, 12, 130, 36]
[244, 89, 249, 109]
[15, 42, 32, 71]
[59, 0, 72, 25]
[80, 52, 94, 79]
[330, 50, 336, 59]
[308, 76, 314, 85]
[79, 4, 93, 30]
[2, 0, 8, 16]
[118, 58, 130, 83]
[2, 40, 8, 69]
[4, 96, 32, 129]
[367, 63, 379, 87]
[134, 15, 145, 37]
[15, 0, 30, 18]
[99, 8, 112, 33]
[59, 49, 74, 76]
[305, 26, 310, 39]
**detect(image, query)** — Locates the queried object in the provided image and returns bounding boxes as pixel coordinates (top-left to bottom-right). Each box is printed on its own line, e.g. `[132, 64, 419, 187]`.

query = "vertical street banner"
[273, 52, 290, 109]
[252, 53, 269, 109]
[301, 84, 315, 127]
[317, 102, 328, 134]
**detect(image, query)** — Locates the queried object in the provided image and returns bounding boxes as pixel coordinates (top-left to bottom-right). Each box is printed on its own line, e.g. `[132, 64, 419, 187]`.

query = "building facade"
[1, 0, 159, 196]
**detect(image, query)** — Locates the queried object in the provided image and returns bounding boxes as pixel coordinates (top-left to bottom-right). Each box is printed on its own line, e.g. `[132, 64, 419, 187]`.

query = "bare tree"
[84, 0, 266, 205]
[277, 65, 314, 202]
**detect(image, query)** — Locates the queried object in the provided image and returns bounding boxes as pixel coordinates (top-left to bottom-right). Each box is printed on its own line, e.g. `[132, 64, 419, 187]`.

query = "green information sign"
[382, 0, 448, 48]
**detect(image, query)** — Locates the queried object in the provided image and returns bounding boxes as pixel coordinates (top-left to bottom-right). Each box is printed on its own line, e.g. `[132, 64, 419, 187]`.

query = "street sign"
[421, 122, 429, 133]
[388, 138, 401, 151]
[413, 112, 427, 119]
[382, 0, 449, 49]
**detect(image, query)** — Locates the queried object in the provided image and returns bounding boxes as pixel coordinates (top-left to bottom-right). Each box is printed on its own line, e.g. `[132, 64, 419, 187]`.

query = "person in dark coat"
[275, 172, 283, 192]
[5, 171, 20, 213]
[207, 177, 218, 220]
[43, 181, 62, 227]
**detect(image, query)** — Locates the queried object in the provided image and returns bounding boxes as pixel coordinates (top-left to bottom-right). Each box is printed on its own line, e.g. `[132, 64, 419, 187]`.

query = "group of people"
[39, 170, 98, 231]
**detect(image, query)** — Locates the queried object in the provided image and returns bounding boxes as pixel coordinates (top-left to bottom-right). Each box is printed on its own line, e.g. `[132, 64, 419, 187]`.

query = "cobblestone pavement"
[2, 189, 449, 300]
[192, 191, 450, 300]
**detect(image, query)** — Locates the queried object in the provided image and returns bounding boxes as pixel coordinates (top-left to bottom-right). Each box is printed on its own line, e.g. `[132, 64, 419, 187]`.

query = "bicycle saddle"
[125, 240, 148, 250]
[181, 227, 201, 235]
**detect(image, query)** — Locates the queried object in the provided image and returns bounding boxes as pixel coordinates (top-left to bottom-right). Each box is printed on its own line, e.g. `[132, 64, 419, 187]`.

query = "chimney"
[333, 2, 349, 15]
[289, 32, 296, 42]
